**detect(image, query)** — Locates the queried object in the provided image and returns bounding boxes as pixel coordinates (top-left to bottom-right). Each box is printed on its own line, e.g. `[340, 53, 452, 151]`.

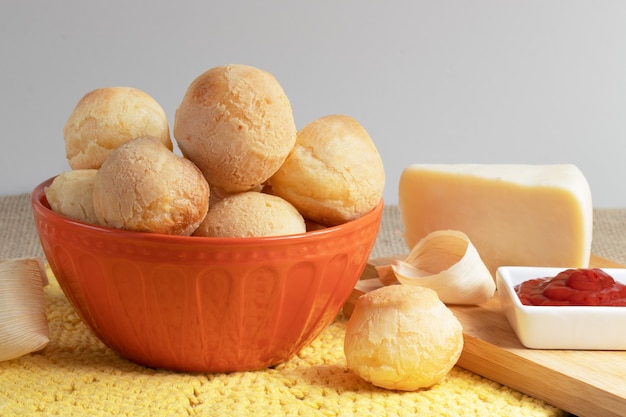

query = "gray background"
[2, 1, 625, 207]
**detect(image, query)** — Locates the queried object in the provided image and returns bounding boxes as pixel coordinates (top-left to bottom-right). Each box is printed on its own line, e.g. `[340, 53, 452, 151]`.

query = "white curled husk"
[390, 230, 495, 305]
[0, 257, 49, 361]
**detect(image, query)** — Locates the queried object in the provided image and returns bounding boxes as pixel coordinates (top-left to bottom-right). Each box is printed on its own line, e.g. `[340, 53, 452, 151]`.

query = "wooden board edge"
[458, 334, 624, 417]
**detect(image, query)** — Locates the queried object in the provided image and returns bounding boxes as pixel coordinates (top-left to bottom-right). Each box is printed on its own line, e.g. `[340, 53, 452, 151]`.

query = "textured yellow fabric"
[0, 271, 567, 417]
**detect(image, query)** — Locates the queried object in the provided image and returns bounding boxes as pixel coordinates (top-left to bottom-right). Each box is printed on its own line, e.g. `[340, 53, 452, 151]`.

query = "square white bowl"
[496, 266, 626, 350]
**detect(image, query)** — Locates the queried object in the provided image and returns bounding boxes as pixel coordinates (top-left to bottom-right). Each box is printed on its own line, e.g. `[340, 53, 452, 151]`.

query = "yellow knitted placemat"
[0, 271, 568, 417]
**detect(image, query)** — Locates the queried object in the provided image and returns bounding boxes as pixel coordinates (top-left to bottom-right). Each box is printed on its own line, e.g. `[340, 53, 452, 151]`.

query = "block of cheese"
[398, 164, 593, 276]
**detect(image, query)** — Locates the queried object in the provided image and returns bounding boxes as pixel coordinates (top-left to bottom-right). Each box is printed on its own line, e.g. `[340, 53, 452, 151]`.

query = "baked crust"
[45, 169, 99, 225]
[64, 87, 172, 169]
[344, 285, 463, 391]
[92, 136, 209, 236]
[173, 64, 296, 192]
[193, 191, 305, 238]
[270, 114, 385, 226]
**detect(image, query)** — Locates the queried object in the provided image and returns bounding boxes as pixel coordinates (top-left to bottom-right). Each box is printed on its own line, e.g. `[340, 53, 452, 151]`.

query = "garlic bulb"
[378, 230, 495, 305]
[0, 257, 49, 361]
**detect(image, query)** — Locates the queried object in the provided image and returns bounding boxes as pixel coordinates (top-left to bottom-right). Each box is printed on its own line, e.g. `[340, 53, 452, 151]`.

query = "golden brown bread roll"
[269, 114, 385, 226]
[64, 87, 172, 169]
[92, 136, 209, 236]
[208, 183, 264, 207]
[44, 169, 99, 225]
[344, 285, 463, 391]
[193, 191, 305, 238]
[173, 64, 297, 193]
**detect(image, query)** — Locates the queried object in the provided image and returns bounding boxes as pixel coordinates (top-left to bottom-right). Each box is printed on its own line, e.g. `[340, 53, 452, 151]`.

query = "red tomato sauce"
[515, 268, 626, 306]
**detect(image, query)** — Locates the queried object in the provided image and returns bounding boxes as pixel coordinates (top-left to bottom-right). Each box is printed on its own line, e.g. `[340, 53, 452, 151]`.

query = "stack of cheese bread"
[45, 63, 596, 395]
[47, 64, 385, 237]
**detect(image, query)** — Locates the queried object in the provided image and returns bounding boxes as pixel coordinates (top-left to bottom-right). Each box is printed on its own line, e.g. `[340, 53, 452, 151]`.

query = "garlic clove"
[0, 257, 50, 361]
[389, 230, 495, 305]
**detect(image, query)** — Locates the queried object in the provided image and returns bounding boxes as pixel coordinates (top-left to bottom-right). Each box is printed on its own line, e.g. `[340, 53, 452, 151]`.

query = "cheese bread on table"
[344, 285, 463, 391]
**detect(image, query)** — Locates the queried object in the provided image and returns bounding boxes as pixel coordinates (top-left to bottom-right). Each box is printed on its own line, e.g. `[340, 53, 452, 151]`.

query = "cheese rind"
[398, 164, 593, 276]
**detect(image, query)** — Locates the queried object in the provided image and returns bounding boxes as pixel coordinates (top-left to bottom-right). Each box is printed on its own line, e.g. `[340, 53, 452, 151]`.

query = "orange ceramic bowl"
[31, 177, 382, 373]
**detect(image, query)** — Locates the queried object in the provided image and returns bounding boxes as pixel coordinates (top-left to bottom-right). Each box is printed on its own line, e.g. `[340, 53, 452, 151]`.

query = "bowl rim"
[31, 176, 384, 245]
[496, 265, 626, 312]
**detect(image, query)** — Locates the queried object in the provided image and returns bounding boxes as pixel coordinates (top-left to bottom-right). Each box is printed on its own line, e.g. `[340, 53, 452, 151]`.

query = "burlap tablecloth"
[2, 192, 625, 416]
[3, 193, 626, 263]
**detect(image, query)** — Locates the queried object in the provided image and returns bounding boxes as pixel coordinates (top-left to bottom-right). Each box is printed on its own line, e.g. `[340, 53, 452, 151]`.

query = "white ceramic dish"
[496, 266, 626, 350]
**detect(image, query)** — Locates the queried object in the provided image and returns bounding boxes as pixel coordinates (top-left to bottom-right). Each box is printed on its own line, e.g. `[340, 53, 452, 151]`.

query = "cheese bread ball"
[344, 285, 463, 391]
[208, 183, 264, 207]
[193, 191, 305, 238]
[270, 114, 384, 226]
[64, 87, 172, 169]
[93, 136, 209, 236]
[45, 169, 99, 225]
[173, 64, 297, 193]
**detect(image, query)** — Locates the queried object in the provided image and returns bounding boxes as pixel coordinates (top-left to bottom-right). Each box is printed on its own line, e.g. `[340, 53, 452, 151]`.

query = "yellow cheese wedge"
[398, 164, 593, 276]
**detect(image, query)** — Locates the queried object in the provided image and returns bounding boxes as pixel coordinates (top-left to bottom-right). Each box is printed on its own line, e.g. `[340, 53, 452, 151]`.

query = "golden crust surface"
[270, 114, 385, 226]
[92, 136, 209, 236]
[173, 64, 297, 192]
[193, 191, 305, 238]
[344, 285, 463, 391]
[45, 169, 99, 225]
[64, 87, 172, 169]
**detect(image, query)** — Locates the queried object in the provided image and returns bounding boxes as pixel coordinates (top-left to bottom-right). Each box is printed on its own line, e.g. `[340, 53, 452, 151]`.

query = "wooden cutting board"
[343, 254, 626, 417]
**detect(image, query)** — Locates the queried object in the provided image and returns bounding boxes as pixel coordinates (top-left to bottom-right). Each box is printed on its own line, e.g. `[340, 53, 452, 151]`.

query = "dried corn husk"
[376, 230, 495, 305]
[0, 257, 49, 361]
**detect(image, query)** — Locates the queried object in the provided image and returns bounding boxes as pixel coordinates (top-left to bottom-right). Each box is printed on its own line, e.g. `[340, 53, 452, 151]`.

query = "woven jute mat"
[3, 193, 626, 264]
[3, 193, 625, 416]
